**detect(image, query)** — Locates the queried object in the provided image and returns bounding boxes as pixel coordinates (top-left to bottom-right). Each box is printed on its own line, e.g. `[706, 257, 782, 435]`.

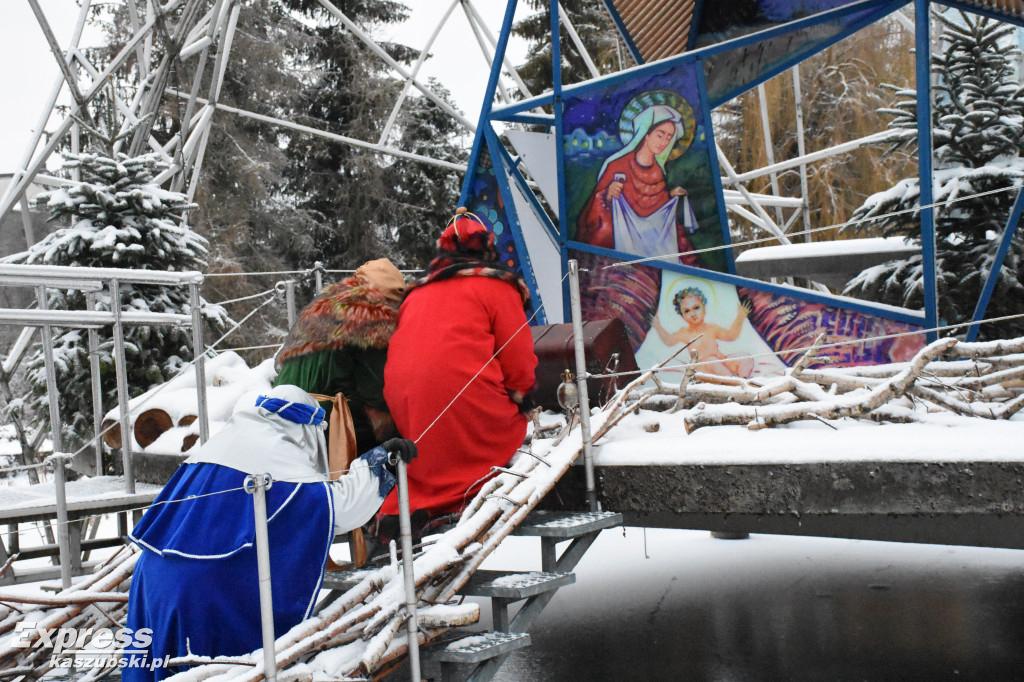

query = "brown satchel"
[309, 392, 367, 568]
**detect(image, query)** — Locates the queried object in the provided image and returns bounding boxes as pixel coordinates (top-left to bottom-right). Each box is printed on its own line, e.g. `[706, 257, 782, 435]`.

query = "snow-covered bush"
[842, 11, 1024, 340]
[4, 152, 228, 452]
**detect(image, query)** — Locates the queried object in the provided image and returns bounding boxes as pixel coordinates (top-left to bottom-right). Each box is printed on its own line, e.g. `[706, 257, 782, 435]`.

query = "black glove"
[382, 438, 417, 467]
[516, 390, 538, 416]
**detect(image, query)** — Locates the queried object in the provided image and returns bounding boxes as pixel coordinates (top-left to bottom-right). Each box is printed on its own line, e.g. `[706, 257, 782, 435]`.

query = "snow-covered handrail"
[0, 309, 192, 328]
[0, 264, 203, 287]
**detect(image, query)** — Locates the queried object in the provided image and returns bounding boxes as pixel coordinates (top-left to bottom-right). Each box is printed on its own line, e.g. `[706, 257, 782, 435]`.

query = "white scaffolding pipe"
[0, 3, 182, 223]
[463, 3, 516, 107]
[717, 147, 791, 244]
[26, 0, 89, 108]
[187, 1, 241, 202]
[723, 190, 804, 208]
[164, 90, 468, 172]
[315, 0, 476, 132]
[0, 0, 91, 217]
[125, 0, 150, 79]
[756, 83, 784, 225]
[558, 2, 601, 79]
[461, 0, 535, 100]
[377, 0, 460, 146]
[791, 65, 813, 239]
[727, 131, 890, 184]
[73, 56, 173, 163]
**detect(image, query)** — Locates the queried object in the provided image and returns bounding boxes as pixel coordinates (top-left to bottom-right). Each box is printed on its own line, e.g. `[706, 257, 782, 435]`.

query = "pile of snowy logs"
[0, 335, 1019, 680]
[0, 547, 138, 682]
[0, 411, 593, 680]
[606, 335, 1024, 433]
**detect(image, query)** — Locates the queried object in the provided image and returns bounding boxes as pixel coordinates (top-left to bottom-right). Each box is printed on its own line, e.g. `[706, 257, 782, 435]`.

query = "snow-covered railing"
[0, 264, 211, 589]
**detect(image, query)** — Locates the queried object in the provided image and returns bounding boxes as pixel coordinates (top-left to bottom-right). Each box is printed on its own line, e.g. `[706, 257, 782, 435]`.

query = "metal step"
[320, 568, 375, 594]
[423, 631, 531, 664]
[513, 510, 623, 539]
[461, 569, 574, 599]
[322, 568, 575, 601]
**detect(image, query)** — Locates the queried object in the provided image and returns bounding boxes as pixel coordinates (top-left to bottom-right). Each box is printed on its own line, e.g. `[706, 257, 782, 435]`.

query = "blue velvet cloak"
[123, 462, 334, 682]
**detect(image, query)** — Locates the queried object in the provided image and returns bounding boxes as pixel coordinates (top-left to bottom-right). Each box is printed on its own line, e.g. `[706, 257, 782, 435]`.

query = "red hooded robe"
[381, 276, 537, 516]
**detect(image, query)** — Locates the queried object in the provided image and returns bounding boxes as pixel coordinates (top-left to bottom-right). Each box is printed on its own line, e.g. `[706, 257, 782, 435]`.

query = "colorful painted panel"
[464, 153, 525, 275]
[574, 251, 925, 379]
[562, 60, 729, 273]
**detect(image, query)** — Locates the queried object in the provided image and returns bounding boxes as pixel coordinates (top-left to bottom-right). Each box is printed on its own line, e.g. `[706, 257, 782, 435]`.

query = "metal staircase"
[323, 509, 622, 681]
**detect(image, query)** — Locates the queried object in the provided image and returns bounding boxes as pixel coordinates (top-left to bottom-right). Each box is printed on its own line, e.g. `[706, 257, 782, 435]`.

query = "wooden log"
[178, 414, 198, 427]
[133, 408, 173, 448]
[101, 419, 121, 449]
[182, 434, 199, 452]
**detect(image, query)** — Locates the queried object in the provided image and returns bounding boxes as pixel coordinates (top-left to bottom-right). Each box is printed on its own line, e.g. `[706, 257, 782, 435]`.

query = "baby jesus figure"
[650, 287, 755, 378]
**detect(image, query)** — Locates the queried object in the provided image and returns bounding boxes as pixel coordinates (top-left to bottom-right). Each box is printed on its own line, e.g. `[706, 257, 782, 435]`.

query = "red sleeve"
[488, 281, 538, 394]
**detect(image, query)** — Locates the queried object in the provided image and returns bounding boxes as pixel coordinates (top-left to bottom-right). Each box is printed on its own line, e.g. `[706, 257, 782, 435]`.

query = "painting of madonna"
[576, 103, 701, 266]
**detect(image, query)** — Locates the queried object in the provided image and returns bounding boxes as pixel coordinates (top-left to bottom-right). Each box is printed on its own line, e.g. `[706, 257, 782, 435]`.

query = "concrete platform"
[544, 460, 1024, 550]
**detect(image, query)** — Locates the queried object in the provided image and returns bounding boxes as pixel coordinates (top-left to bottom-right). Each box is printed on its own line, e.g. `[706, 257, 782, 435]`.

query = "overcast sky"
[0, 1, 529, 175]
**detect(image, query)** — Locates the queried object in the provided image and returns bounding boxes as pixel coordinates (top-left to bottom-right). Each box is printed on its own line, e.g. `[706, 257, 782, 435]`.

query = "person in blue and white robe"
[123, 384, 416, 681]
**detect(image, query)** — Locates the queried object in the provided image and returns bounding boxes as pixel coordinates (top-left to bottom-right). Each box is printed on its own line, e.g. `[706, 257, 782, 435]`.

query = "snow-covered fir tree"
[842, 11, 1024, 340]
[4, 152, 227, 450]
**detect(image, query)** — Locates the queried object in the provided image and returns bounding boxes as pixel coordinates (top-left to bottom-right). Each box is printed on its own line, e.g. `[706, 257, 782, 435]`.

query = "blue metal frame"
[490, 137, 562, 246]
[696, 59, 737, 275]
[463, 0, 957, 336]
[484, 126, 548, 324]
[915, 0, 939, 341]
[705, 0, 909, 107]
[459, 0, 520, 206]
[941, 0, 1024, 29]
[598, 0, 644, 65]
[687, 0, 707, 51]
[565, 240, 927, 325]
[551, 0, 572, 319]
[967, 185, 1024, 341]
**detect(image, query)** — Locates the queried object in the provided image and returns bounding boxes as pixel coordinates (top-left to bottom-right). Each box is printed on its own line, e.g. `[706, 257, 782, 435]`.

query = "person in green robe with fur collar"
[273, 258, 406, 453]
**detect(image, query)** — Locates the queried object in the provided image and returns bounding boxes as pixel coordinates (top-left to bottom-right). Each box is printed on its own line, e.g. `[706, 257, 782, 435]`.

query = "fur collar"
[277, 276, 399, 364]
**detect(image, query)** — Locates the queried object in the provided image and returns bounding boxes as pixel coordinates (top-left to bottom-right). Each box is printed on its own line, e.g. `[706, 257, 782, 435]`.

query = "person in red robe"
[378, 209, 537, 540]
[576, 104, 700, 266]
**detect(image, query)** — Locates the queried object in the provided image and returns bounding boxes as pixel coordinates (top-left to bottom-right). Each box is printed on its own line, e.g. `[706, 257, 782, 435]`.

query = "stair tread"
[423, 631, 531, 663]
[461, 569, 575, 598]
[320, 568, 374, 593]
[513, 510, 623, 538]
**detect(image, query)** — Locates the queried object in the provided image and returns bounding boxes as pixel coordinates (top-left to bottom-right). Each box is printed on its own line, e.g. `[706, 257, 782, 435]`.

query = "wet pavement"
[468, 529, 1024, 681]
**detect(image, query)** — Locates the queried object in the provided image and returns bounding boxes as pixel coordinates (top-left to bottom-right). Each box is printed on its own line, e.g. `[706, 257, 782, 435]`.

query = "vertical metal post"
[756, 84, 784, 226]
[53, 456, 72, 589]
[110, 280, 135, 494]
[36, 285, 72, 587]
[791, 65, 813, 239]
[396, 459, 420, 681]
[967, 185, 1024, 341]
[86, 293, 104, 475]
[567, 260, 596, 511]
[245, 474, 277, 682]
[916, 0, 939, 341]
[285, 280, 297, 328]
[189, 280, 210, 443]
[457, 0, 520, 206]
[313, 261, 323, 292]
[551, 0, 572, 321]
[34, 286, 63, 456]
